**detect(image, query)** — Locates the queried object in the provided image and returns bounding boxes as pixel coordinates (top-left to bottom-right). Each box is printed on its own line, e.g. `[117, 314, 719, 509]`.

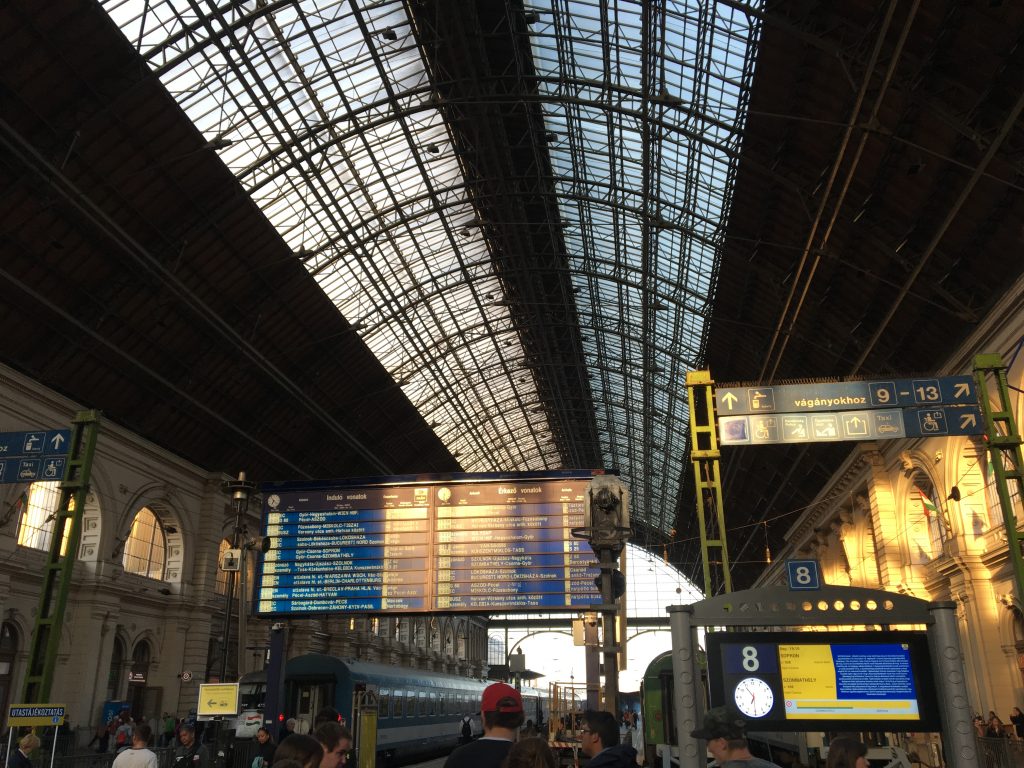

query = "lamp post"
[220, 471, 255, 682]
[572, 475, 630, 715]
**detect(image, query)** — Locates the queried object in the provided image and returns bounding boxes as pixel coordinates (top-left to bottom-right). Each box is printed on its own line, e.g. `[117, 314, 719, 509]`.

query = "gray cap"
[689, 707, 746, 740]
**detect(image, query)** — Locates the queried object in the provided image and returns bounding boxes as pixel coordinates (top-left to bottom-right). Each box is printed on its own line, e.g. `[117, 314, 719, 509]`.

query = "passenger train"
[230, 653, 548, 765]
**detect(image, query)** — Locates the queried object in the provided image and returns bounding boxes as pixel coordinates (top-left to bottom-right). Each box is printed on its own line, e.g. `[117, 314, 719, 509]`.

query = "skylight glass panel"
[529, 0, 761, 538]
[98, 0, 761, 544]
[100, 0, 561, 473]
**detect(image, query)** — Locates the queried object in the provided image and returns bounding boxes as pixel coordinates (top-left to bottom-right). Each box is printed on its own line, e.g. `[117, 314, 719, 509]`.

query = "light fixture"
[948, 486, 961, 502]
[379, 27, 398, 41]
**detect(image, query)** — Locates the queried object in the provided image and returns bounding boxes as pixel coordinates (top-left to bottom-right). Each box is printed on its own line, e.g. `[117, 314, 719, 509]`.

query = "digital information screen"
[255, 471, 606, 616]
[706, 631, 940, 732]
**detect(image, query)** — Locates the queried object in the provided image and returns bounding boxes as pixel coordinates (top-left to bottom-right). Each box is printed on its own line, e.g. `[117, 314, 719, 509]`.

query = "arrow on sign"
[954, 382, 971, 399]
[960, 413, 977, 430]
[721, 392, 738, 410]
[50, 433, 65, 451]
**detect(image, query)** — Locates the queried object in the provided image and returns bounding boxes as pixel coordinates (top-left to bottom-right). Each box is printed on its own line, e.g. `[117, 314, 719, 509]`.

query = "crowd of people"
[86, 710, 202, 754]
[16, 686, 994, 768]
[688, 706, 870, 768]
[972, 707, 1024, 739]
[242, 707, 353, 768]
[445, 682, 638, 768]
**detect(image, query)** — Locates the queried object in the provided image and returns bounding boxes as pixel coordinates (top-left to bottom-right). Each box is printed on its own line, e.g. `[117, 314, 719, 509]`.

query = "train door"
[289, 679, 333, 734]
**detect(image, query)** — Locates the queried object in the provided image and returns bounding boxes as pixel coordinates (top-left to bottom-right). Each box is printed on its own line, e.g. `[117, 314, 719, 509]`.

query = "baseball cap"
[689, 707, 746, 740]
[481, 682, 524, 714]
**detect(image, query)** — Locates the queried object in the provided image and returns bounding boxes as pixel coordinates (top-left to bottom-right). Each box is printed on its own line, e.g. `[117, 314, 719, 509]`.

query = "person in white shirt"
[112, 723, 158, 768]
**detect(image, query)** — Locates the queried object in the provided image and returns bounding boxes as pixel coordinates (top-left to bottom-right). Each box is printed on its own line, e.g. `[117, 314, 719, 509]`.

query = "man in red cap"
[444, 682, 524, 768]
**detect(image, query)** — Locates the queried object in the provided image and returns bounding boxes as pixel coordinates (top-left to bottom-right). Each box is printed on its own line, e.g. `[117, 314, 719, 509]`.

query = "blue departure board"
[255, 471, 608, 615]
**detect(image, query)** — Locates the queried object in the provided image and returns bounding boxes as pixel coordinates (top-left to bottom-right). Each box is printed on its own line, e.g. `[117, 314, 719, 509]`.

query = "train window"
[428, 693, 436, 716]
[393, 692, 404, 718]
[378, 691, 390, 719]
[407, 692, 417, 717]
[418, 691, 428, 716]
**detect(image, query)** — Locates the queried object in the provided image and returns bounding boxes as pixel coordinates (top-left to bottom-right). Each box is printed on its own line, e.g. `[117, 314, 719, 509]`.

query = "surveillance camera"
[272, 622, 285, 631]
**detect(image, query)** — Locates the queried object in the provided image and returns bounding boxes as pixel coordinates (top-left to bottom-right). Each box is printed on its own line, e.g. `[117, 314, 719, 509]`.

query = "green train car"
[640, 650, 708, 765]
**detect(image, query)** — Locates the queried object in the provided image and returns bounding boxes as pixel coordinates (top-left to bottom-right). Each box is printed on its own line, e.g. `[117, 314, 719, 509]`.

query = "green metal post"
[22, 410, 102, 704]
[686, 371, 732, 596]
[973, 354, 1024, 605]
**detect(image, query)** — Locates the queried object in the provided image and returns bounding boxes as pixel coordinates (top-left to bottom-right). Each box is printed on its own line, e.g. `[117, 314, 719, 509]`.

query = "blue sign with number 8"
[786, 559, 821, 590]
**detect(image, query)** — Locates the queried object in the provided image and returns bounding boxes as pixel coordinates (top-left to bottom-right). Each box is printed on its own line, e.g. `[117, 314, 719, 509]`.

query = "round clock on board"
[733, 677, 774, 718]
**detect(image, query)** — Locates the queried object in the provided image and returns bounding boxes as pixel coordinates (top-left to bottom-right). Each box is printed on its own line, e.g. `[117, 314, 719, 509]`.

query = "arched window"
[987, 450, 1024, 531]
[908, 471, 947, 563]
[17, 481, 61, 552]
[122, 507, 166, 579]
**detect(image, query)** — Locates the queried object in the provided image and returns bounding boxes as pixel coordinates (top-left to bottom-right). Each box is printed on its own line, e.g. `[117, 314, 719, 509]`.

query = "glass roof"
[98, 0, 761, 545]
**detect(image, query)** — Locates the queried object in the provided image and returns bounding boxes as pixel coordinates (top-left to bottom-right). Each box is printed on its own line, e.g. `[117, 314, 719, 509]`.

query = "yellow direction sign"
[197, 683, 240, 717]
[8, 704, 66, 726]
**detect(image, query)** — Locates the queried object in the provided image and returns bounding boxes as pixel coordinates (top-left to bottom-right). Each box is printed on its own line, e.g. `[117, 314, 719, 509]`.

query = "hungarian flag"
[915, 486, 937, 519]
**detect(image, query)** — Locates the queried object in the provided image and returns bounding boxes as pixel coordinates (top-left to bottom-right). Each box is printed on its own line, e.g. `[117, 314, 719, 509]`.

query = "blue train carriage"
[284, 654, 548, 765]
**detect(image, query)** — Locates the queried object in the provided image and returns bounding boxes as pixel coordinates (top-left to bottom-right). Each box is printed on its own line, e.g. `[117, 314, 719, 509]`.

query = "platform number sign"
[786, 559, 822, 591]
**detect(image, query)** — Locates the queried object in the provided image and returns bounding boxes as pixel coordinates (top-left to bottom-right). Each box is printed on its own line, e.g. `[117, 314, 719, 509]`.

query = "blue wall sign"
[786, 559, 822, 591]
[716, 376, 976, 416]
[0, 429, 71, 484]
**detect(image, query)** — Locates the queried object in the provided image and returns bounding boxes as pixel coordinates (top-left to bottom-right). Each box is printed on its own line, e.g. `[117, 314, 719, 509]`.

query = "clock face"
[267, 494, 280, 510]
[733, 677, 774, 718]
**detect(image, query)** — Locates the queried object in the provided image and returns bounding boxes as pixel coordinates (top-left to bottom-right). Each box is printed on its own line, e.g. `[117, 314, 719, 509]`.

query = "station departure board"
[706, 631, 940, 732]
[255, 471, 608, 615]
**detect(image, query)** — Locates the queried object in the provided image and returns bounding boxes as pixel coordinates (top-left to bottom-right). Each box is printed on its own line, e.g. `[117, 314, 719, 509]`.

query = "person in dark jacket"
[445, 683, 525, 768]
[578, 710, 637, 768]
[253, 727, 276, 768]
[689, 707, 781, 768]
[1010, 707, 1024, 738]
[10, 734, 41, 768]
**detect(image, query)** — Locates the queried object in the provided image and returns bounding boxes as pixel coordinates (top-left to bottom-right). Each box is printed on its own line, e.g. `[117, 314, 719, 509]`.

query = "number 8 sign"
[786, 559, 821, 591]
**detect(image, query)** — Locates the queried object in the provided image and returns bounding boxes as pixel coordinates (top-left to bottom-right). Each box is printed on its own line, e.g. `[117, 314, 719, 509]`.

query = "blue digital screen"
[707, 631, 940, 732]
[255, 471, 608, 615]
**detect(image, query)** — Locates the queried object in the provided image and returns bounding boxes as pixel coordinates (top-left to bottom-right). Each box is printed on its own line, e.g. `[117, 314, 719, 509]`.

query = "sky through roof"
[98, 0, 761, 546]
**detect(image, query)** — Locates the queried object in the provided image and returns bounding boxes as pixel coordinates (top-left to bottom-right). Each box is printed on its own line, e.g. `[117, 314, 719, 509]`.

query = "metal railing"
[976, 737, 1024, 768]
